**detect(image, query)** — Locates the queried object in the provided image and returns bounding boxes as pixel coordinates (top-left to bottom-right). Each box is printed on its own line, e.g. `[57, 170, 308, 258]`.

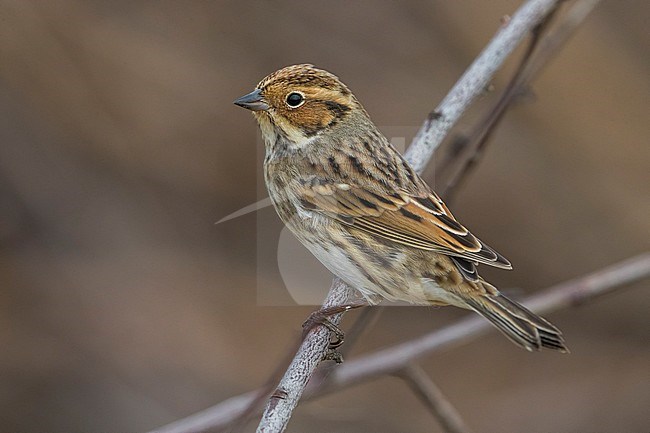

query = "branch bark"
[255, 279, 353, 433]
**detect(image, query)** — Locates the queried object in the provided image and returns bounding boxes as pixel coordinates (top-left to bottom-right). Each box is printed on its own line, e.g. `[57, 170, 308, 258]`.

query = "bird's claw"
[302, 310, 346, 348]
[302, 302, 367, 350]
[323, 347, 344, 364]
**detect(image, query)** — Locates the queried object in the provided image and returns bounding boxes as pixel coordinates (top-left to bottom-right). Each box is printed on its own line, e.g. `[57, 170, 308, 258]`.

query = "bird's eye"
[286, 92, 304, 108]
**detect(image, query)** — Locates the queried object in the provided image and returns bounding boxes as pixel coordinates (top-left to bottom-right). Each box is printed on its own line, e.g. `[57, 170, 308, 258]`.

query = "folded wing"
[298, 178, 511, 276]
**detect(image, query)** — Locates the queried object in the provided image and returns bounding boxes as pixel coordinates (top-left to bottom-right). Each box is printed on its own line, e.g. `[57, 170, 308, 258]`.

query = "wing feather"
[298, 179, 511, 270]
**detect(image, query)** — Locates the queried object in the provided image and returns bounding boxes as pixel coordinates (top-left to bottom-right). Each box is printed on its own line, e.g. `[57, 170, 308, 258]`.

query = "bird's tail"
[462, 289, 568, 352]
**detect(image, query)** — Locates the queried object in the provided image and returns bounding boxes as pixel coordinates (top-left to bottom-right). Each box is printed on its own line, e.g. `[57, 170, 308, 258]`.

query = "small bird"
[234, 64, 567, 352]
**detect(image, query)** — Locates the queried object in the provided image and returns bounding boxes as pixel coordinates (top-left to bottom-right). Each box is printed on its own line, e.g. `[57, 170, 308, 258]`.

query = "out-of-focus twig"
[399, 363, 474, 433]
[405, 0, 563, 172]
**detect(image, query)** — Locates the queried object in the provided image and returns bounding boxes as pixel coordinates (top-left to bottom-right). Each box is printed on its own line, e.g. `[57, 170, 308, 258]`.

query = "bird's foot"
[302, 302, 367, 349]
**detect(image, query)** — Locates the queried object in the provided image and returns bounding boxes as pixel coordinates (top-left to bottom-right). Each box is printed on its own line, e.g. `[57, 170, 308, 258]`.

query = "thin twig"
[399, 364, 474, 433]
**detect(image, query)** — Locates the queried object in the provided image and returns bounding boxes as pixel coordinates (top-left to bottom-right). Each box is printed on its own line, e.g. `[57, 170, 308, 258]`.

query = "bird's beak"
[233, 89, 269, 111]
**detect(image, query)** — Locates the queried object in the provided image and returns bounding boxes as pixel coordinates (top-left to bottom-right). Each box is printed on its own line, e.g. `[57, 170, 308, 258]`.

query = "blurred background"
[1, 1, 648, 432]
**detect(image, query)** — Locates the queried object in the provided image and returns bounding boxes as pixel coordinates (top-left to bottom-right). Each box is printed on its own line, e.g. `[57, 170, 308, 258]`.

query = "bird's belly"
[283, 211, 394, 302]
[279, 207, 466, 307]
[305, 240, 382, 302]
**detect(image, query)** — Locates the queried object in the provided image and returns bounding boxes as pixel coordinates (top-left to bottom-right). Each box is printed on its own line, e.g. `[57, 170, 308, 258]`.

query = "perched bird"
[234, 64, 567, 352]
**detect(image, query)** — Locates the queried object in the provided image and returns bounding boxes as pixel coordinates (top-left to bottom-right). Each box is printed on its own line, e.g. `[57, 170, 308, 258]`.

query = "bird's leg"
[302, 301, 368, 350]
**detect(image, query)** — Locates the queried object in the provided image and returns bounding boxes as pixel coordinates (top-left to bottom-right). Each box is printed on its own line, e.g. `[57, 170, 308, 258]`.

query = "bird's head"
[234, 64, 366, 148]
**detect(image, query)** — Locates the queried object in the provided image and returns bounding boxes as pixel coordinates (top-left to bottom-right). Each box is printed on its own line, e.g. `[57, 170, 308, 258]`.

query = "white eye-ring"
[285, 92, 305, 108]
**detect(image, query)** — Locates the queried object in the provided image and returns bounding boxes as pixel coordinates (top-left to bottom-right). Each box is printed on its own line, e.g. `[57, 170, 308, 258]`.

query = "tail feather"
[464, 293, 568, 353]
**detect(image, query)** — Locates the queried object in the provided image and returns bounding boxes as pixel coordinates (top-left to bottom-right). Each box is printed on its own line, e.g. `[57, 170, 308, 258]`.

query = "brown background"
[1, 1, 648, 432]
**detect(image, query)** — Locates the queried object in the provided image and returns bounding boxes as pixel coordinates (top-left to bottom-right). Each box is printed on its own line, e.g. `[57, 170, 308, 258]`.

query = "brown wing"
[299, 178, 511, 270]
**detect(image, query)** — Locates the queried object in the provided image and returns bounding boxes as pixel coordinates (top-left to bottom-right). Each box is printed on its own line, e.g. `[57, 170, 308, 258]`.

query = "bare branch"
[399, 364, 474, 433]
[256, 279, 354, 433]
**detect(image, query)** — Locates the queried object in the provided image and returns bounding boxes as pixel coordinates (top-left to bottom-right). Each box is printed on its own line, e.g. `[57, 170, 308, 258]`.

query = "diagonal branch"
[437, 5, 559, 200]
[399, 363, 474, 433]
[255, 279, 353, 433]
